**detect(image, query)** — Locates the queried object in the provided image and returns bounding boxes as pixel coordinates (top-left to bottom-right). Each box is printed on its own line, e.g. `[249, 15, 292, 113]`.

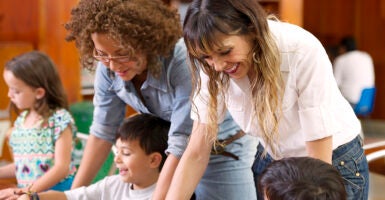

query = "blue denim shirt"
[90, 39, 241, 157]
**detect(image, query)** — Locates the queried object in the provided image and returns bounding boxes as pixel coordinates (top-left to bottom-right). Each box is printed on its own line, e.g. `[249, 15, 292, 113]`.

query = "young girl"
[0, 51, 77, 199]
[167, 0, 369, 200]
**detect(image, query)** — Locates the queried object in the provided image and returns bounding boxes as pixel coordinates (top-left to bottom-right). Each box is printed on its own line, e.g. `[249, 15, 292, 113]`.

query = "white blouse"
[191, 20, 361, 159]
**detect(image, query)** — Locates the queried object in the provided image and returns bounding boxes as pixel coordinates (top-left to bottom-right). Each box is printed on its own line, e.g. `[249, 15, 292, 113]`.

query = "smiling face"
[91, 33, 148, 81]
[201, 34, 253, 79]
[3, 70, 43, 110]
[114, 138, 160, 189]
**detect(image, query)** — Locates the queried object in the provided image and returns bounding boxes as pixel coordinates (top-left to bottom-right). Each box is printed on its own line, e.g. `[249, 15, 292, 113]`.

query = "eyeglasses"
[93, 49, 133, 64]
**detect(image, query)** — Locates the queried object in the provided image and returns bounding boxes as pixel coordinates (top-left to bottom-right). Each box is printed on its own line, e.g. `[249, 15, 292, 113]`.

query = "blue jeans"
[252, 144, 274, 200]
[252, 136, 369, 200]
[332, 136, 369, 200]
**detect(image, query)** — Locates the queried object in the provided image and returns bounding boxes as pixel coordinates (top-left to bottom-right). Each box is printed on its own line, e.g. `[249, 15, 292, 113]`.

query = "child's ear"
[149, 152, 162, 169]
[35, 87, 46, 100]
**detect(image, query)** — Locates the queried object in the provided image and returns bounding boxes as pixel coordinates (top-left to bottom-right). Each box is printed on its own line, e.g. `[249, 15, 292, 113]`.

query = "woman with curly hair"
[65, 0, 258, 199]
[167, 0, 369, 200]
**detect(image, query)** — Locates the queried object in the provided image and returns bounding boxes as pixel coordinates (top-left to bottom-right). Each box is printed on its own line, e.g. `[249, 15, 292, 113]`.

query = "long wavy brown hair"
[65, 0, 182, 76]
[184, 0, 284, 156]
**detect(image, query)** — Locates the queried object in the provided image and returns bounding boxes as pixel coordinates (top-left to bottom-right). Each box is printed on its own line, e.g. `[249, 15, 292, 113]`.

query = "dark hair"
[258, 157, 347, 200]
[65, 0, 182, 74]
[116, 113, 170, 171]
[4, 51, 69, 119]
[340, 36, 357, 52]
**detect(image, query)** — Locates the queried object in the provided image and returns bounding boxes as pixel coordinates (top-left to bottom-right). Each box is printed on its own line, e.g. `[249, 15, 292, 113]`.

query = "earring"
[252, 52, 260, 64]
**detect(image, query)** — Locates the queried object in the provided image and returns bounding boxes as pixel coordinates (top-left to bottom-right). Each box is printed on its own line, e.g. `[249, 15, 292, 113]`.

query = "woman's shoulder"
[269, 20, 322, 50]
[171, 38, 188, 60]
[164, 38, 190, 75]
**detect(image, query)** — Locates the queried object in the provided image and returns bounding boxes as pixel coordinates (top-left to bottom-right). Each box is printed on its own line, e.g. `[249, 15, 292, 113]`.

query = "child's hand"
[0, 188, 20, 200]
[17, 194, 30, 200]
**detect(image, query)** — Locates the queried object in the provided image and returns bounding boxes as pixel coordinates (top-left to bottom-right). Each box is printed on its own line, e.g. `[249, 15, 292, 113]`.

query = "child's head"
[258, 157, 346, 200]
[339, 36, 357, 53]
[3, 51, 68, 117]
[114, 113, 169, 188]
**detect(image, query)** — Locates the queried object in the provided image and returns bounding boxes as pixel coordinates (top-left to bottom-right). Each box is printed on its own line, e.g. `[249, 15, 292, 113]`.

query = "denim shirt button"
[340, 161, 344, 165]
[355, 172, 360, 176]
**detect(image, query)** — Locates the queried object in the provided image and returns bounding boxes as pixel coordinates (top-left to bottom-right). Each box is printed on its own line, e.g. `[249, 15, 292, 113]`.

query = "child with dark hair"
[259, 157, 346, 200]
[18, 113, 170, 200]
[334, 36, 375, 107]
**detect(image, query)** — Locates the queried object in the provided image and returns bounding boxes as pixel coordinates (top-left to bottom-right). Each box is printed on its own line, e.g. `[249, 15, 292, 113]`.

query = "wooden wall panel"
[38, 0, 82, 104]
[0, 43, 33, 110]
[0, 0, 39, 47]
[280, 0, 303, 27]
[356, 0, 385, 119]
[0, 0, 82, 109]
[303, 0, 385, 119]
[304, 0, 356, 47]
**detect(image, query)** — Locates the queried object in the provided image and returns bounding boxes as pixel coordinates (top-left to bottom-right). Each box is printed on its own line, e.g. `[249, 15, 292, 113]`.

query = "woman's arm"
[152, 154, 179, 200]
[28, 126, 73, 192]
[72, 64, 123, 188]
[306, 135, 333, 164]
[71, 135, 112, 188]
[165, 122, 215, 200]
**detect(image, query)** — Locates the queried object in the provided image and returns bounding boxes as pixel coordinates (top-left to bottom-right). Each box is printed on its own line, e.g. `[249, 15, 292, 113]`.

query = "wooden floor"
[363, 119, 385, 200]
[369, 172, 385, 200]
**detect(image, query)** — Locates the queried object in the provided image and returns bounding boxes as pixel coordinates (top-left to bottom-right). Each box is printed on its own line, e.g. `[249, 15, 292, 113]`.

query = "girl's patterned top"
[9, 109, 77, 188]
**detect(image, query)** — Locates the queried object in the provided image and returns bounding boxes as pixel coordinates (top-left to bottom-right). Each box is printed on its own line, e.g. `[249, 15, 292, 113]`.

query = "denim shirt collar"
[143, 59, 169, 93]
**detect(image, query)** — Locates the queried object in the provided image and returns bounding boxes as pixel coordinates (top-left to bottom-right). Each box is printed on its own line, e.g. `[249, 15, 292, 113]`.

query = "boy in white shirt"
[17, 113, 169, 200]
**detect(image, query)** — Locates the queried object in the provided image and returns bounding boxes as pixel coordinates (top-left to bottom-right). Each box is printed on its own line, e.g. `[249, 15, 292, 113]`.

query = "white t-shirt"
[64, 175, 156, 200]
[191, 20, 361, 159]
[333, 50, 375, 104]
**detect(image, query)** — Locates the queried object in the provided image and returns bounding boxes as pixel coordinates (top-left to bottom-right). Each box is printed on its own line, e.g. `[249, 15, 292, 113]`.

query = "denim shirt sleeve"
[90, 63, 126, 143]
[165, 39, 193, 157]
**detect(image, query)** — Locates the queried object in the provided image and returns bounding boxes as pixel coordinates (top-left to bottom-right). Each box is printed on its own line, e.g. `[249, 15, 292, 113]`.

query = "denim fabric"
[332, 136, 369, 200]
[196, 131, 258, 200]
[252, 136, 369, 200]
[252, 143, 274, 200]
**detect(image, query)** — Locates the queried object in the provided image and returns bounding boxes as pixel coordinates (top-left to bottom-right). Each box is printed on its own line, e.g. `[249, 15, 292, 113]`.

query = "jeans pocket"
[252, 144, 274, 200]
[333, 148, 368, 200]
